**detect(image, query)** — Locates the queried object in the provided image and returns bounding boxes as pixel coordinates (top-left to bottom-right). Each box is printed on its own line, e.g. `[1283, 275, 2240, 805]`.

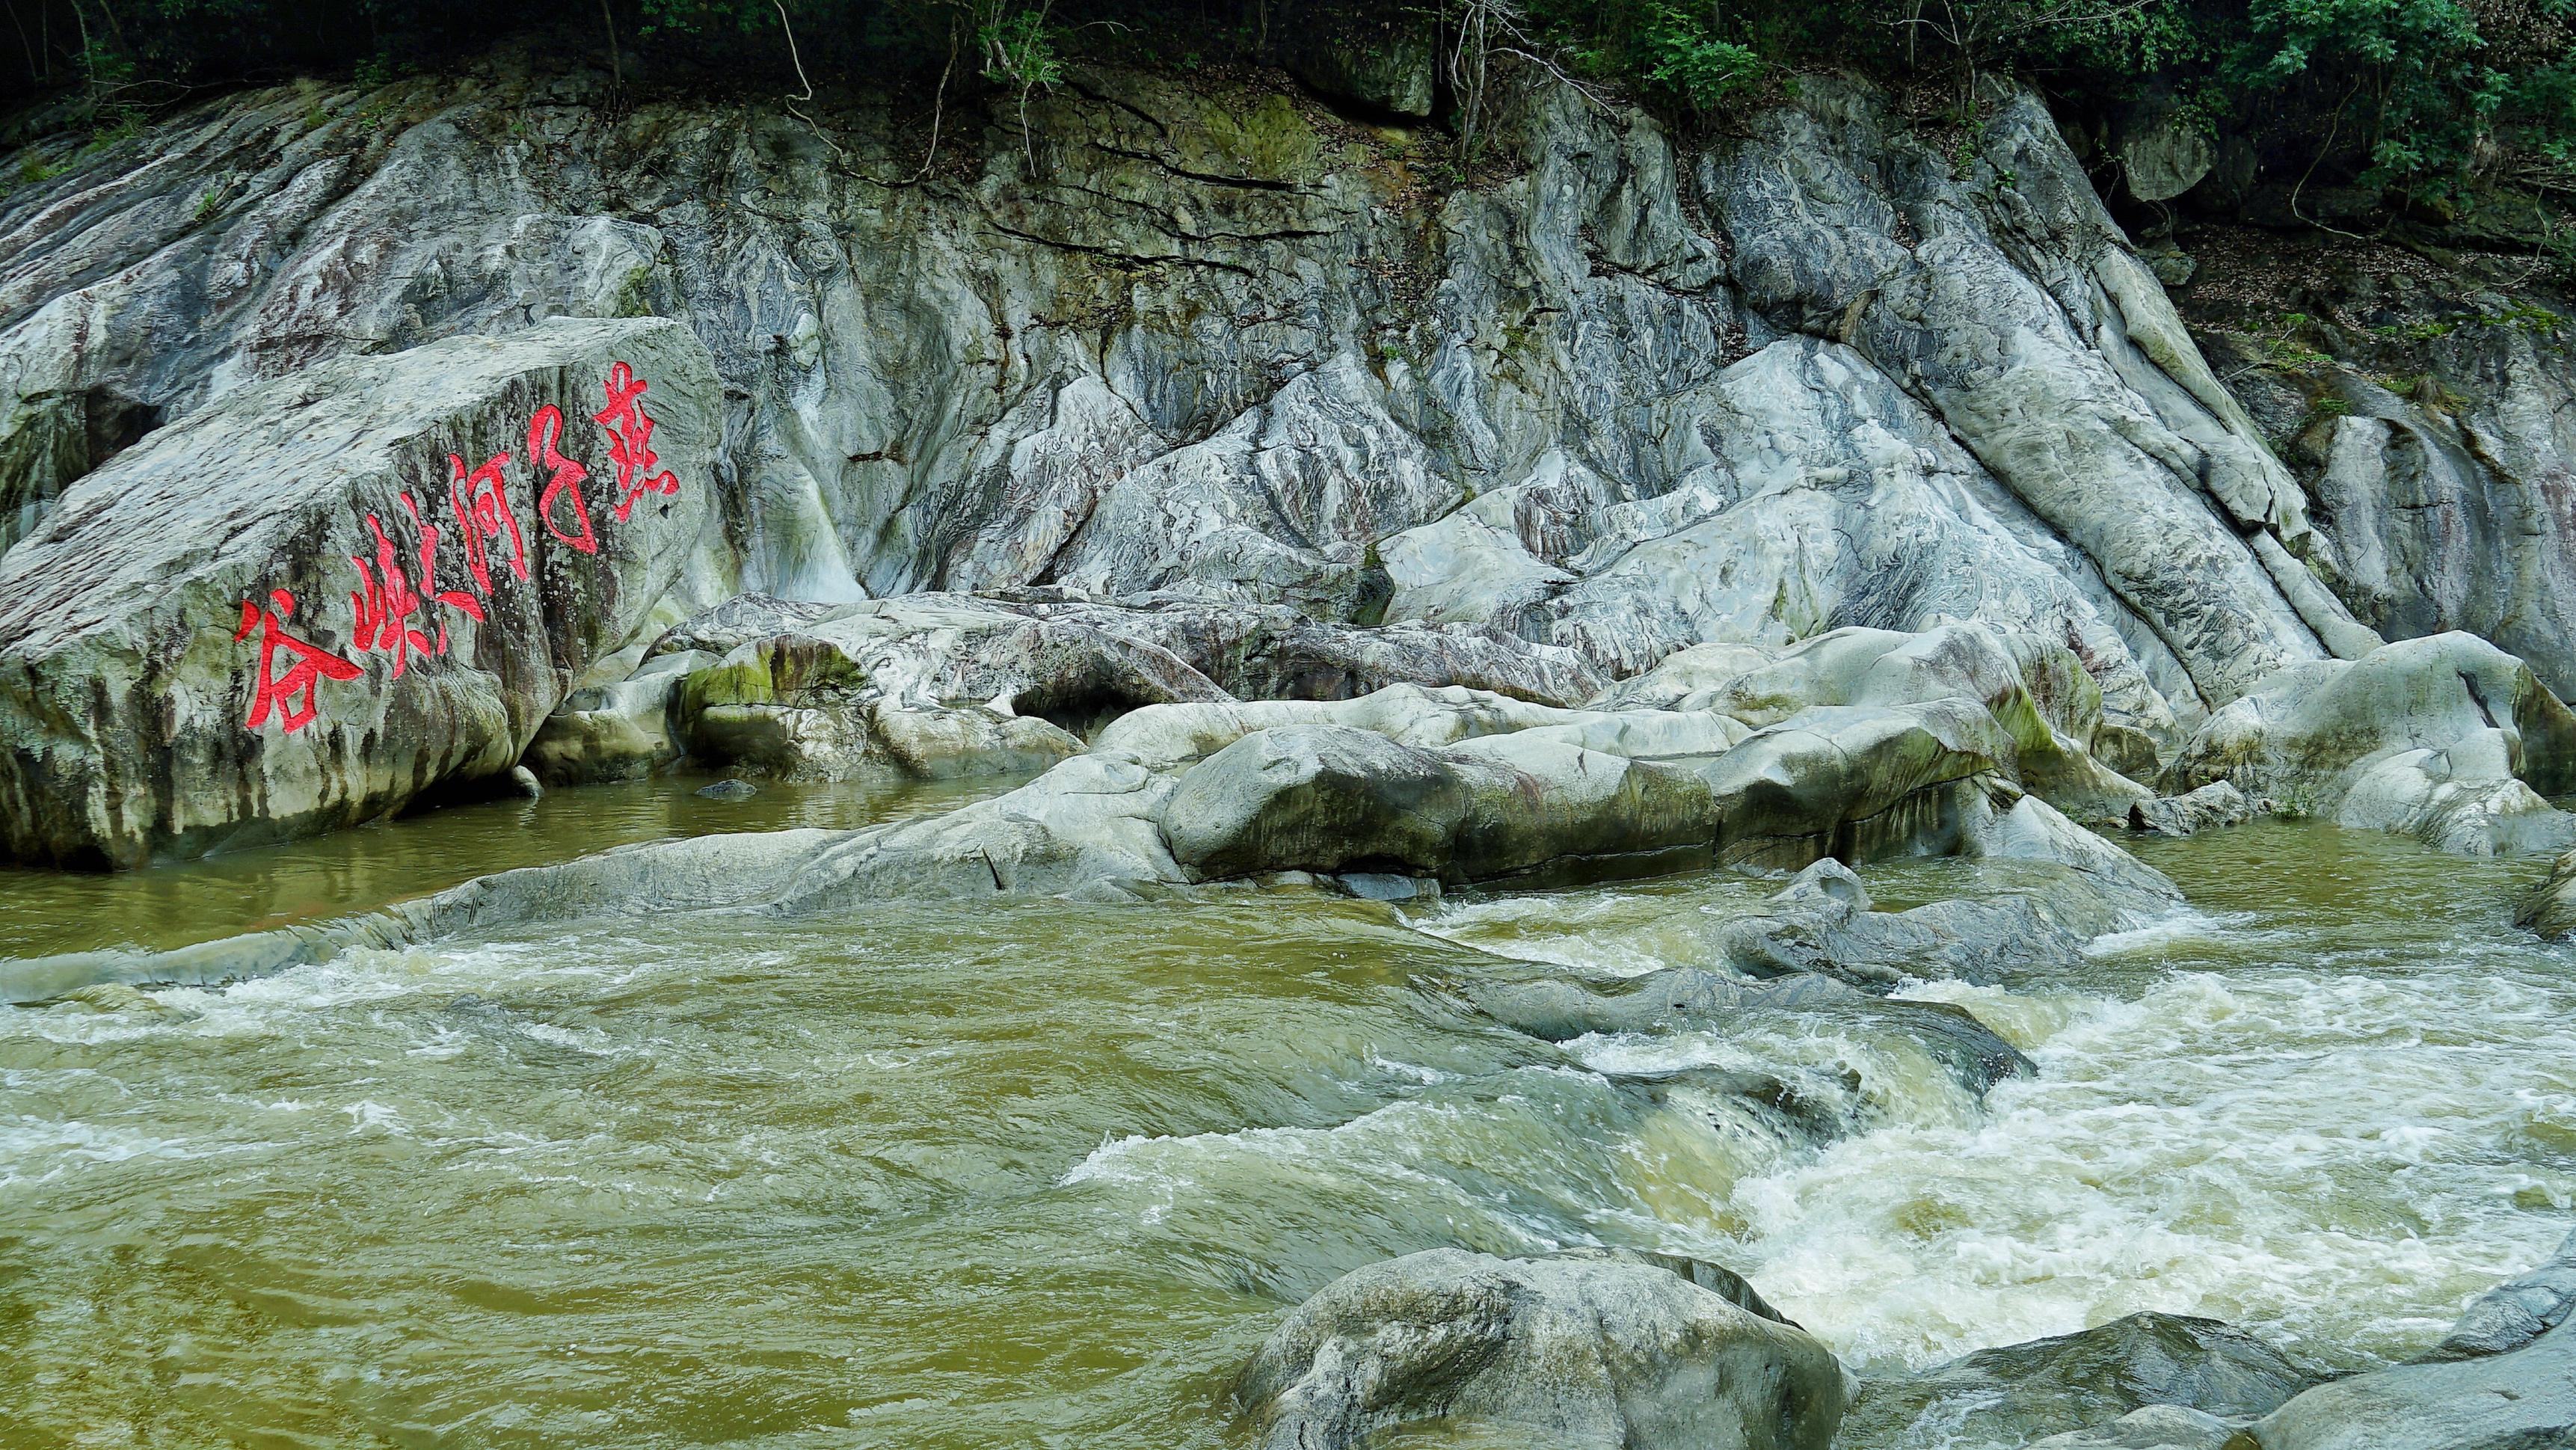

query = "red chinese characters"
[594, 360, 679, 523]
[347, 509, 437, 678]
[448, 450, 529, 593]
[236, 589, 363, 733]
[528, 405, 599, 555]
[233, 358, 684, 734]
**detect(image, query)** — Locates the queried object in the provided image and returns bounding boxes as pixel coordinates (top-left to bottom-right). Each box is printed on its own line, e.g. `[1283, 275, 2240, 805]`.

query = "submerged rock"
[695, 779, 757, 802]
[0, 317, 718, 866]
[2025, 1403, 2245, 1449]
[1235, 1247, 1845, 1450]
[2163, 633, 2576, 855]
[1468, 965, 2035, 1099]
[1842, 1312, 2323, 1448]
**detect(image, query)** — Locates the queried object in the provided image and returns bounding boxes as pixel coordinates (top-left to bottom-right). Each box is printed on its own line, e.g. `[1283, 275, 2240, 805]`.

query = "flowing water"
[4, 788, 2573, 1448]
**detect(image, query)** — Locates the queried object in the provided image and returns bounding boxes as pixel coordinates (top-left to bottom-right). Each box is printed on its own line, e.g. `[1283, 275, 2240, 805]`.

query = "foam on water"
[4, 820, 2573, 1446]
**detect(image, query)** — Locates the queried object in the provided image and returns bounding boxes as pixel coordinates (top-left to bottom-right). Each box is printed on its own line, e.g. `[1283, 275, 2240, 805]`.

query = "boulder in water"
[2126, 780, 2263, 838]
[0, 317, 717, 866]
[2163, 632, 2576, 855]
[1235, 1247, 1845, 1450]
[1841, 1311, 2324, 1447]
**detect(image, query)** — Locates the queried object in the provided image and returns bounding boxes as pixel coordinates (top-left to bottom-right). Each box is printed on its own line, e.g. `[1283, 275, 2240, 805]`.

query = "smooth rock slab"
[0, 316, 716, 864]
[1236, 1247, 1845, 1450]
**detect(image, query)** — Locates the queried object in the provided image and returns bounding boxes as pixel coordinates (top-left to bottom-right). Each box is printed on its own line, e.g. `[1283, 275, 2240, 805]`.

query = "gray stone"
[0, 59, 2399, 819]
[2422, 1229, 2576, 1362]
[1235, 1247, 1845, 1450]
[1842, 1312, 2325, 1449]
[1467, 966, 2036, 1099]
[523, 647, 713, 784]
[2024, 1404, 2246, 1449]
[2118, 111, 2217, 203]
[1276, 4, 1438, 119]
[2163, 633, 2576, 855]
[0, 317, 717, 866]
[2126, 781, 2262, 838]
[695, 778, 757, 801]
[2233, 1318, 2576, 1449]
[2519, 849, 2576, 940]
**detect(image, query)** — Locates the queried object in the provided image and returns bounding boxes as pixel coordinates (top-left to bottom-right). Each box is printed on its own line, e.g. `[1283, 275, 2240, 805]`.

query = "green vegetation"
[8, 0, 2576, 231]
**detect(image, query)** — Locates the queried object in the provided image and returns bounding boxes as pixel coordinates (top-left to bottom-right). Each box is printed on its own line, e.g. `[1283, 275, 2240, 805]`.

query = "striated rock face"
[2200, 259, 2576, 706]
[0, 60, 2385, 761]
[0, 316, 716, 865]
[1234, 1247, 1846, 1450]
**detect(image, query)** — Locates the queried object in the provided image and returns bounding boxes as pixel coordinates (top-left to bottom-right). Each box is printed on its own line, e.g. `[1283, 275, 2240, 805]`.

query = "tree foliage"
[12, 0, 2576, 218]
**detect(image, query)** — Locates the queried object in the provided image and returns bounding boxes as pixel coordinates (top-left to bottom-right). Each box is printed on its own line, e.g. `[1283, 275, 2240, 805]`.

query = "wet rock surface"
[2162, 632, 2576, 855]
[1842, 1312, 2325, 1448]
[1235, 1247, 1846, 1450]
[0, 316, 717, 865]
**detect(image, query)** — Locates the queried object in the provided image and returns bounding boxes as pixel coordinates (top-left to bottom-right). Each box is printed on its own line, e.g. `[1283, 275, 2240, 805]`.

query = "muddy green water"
[4, 790, 2573, 1448]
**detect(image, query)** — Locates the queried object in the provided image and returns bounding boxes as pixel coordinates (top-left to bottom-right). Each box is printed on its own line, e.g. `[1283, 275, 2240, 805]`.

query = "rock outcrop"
[2199, 256, 2576, 707]
[607, 589, 1605, 785]
[0, 57, 2394, 784]
[0, 317, 717, 865]
[2162, 632, 2576, 855]
[1235, 1247, 1845, 1450]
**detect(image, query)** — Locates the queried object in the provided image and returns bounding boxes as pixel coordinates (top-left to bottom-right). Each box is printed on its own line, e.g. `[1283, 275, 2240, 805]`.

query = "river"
[4, 782, 2571, 1447]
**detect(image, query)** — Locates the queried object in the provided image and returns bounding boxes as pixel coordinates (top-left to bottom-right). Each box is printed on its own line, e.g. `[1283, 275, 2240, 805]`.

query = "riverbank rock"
[1593, 623, 2154, 820]
[2229, 1318, 2576, 1449]
[522, 647, 713, 784]
[0, 56, 2413, 810]
[0, 317, 717, 866]
[2420, 1227, 2576, 1361]
[2125, 781, 2265, 838]
[2516, 847, 2576, 939]
[2162, 633, 2576, 855]
[1235, 1247, 1845, 1450]
[648, 591, 1602, 784]
[1842, 1312, 2323, 1447]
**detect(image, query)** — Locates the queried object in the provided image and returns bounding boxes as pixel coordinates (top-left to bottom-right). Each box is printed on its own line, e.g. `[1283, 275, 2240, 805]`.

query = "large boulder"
[1235, 1247, 1846, 1450]
[1155, 694, 2020, 885]
[0, 318, 716, 865]
[2163, 633, 2576, 855]
[1842, 1312, 2323, 1448]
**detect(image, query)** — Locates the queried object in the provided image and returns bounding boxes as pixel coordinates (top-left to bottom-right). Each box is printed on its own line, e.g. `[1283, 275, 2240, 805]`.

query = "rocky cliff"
[3, 49, 2573, 863]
